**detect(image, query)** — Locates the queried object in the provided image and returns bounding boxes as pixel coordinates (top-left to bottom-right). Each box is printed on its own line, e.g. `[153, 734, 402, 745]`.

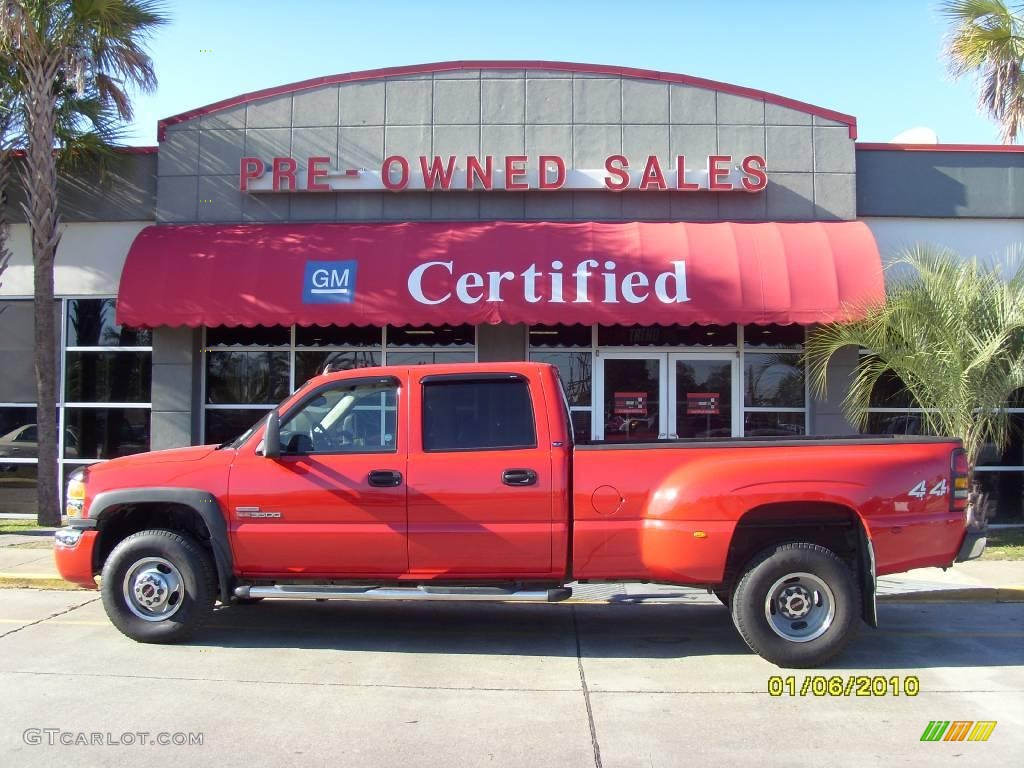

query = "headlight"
[65, 468, 86, 519]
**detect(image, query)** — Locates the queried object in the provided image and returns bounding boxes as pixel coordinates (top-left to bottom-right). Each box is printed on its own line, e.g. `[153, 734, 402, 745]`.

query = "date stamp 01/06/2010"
[768, 675, 921, 698]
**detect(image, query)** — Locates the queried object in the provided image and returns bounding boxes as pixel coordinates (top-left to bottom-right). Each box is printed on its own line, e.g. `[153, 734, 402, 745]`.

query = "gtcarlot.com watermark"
[23, 729, 203, 747]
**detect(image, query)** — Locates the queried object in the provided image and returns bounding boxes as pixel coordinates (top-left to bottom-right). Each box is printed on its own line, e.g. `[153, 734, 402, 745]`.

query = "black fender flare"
[90, 488, 234, 603]
[859, 525, 878, 628]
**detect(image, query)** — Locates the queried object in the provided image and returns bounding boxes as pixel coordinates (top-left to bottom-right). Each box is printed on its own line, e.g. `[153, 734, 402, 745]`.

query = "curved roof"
[157, 60, 857, 141]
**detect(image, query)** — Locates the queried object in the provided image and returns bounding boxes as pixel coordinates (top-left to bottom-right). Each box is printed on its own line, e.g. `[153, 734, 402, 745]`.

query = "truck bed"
[571, 434, 963, 584]
[576, 434, 958, 449]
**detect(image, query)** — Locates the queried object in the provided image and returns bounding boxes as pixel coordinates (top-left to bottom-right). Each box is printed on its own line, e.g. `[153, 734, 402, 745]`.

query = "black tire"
[100, 529, 216, 644]
[731, 542, 859, 668]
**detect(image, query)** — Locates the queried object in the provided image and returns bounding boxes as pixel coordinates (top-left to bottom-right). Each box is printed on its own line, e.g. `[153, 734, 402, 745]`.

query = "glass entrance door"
[597, 354, 667, 442]
[596, 352, 739, 441]
[668, 354, 738, 439]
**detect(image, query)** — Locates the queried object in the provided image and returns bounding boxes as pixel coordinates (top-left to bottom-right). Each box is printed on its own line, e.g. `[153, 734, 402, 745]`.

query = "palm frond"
[941, 0, 1024, 141]
[805, 245, 1024, 467]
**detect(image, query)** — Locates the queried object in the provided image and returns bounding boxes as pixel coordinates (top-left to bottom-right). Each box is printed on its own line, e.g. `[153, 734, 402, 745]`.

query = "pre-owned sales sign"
[239, 153, 768, 193]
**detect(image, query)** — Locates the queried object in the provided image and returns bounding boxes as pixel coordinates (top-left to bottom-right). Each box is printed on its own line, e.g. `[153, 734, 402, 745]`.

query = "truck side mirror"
[262, 410, 281, 459]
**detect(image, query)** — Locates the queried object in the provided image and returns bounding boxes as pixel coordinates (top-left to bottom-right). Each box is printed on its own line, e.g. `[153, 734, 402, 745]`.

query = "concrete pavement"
[0, 589, 1021, 767]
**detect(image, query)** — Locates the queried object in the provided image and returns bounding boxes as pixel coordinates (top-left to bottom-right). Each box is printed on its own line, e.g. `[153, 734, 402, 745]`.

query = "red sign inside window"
[614, 391, 648, 415]
[687, 392, 720, 415]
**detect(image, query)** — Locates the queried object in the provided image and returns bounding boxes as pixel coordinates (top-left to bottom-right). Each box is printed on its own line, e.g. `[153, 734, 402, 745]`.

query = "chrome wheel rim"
[122, 557, 184, 622]
[764, 572, 835, 643]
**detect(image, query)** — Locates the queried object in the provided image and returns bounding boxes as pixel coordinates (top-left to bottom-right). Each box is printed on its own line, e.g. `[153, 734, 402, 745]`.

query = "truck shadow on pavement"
[186, 599, 1024, 670]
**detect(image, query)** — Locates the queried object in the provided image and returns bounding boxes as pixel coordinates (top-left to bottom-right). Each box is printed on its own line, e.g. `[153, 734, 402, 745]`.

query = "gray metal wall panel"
[6, 153, 157, 223]
[856, 149, 1024, 218]
[156, 68, 856, 224]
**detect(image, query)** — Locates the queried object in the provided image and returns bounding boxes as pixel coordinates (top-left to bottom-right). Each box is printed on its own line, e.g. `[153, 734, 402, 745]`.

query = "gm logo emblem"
[303, 260, 357, 304]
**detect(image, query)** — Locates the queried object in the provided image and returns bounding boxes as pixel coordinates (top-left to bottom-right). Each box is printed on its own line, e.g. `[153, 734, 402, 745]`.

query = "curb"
[878, 587, 1024, 603]
[0, 574, 87, 590]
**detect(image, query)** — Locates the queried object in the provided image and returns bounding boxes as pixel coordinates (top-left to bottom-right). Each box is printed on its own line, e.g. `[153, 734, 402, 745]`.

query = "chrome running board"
[235, 584, 572, 603]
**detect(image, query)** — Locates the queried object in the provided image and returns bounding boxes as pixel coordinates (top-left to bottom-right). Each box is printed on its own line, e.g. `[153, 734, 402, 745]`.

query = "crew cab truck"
[54, 362, 985, 668]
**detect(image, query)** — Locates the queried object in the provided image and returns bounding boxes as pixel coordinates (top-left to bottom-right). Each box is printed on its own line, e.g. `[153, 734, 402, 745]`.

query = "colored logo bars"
[920, 721, 997, 742]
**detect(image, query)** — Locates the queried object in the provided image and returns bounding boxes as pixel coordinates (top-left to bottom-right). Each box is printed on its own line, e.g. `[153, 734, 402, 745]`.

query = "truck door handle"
[368, 469, 403, 487]
[502, 468, 537, 486]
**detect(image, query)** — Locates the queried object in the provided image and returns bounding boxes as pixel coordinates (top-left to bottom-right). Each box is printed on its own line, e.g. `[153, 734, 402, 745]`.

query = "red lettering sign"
[271, 157, 297, 192]
[504, 155, 528, 190]
[382, 155, 410, 191]
[741, 155, 768, 192]
[420, 155, 457, 191]
[239, 157, 264, 192]
[707, 156, 732, 191]
[539, 155, 566, 190]
[237, 154, 770, 193]
[467, 155, 493, 190]
[604, 155, 630, 191]
[306, 156, 330, 192]
[639, 155, 667, 191]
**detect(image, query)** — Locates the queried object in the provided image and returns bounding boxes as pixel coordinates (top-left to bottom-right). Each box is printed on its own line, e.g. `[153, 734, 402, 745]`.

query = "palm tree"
[941, 1, 1024, 143]
[0, 58, 127, 283]
[0, 58, 17, 291]
[805, 247, 1024, 492]
[0, 1, 166, 525]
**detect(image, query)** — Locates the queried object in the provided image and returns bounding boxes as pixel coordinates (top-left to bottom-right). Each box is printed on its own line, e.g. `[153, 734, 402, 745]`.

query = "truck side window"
[422, 379, 536, 451]
[279, 382, 398, 455]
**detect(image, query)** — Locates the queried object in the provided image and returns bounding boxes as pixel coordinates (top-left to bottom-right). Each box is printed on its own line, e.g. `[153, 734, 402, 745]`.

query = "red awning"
[116, 221, 883, 328]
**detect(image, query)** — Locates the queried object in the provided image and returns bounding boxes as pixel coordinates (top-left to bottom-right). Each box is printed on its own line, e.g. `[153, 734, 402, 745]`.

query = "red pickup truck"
[54, 362, 985, 667]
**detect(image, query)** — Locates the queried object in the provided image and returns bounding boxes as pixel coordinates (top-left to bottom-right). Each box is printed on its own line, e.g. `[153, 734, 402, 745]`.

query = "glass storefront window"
[0, 461, 38, 516]
[744, 353, 804, 408]
[64, 408, 150, 459]
[65, 351, 152, 403]
[202, 324, 476, 442]
[864, 412, 929, 435]
[0, 298, 154, 502]
[569, 411, 592, 444]
[0, 407, 39, 459]
[295, 350, 382, 386]
[602, 357, 662, 442]
[529, 324, 592, 347]
[206, 325, 290, 347]
[744, 411, 806, 437]
[0, 300, 60, 402]
[976, 471, 1024, 520]
[66, 298, 151, 347]
[529, 351, 592, 407]
[204, 408, 270, 446]
[386, 351, 475, 366]
[598, 324, 737, 347]
[295, 325, 383, 347]
[387, 324, 475, 348]
[205, 351, 290, 404]
[978, 414, 1023, 467]
[743, 324, 805, 348]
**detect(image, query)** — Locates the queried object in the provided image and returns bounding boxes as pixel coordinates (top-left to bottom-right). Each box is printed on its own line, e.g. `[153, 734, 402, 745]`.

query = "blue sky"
[124, 0, 997, 145]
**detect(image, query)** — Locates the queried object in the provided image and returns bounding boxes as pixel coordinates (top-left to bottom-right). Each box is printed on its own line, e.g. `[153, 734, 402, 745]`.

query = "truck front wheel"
[731, 542, 859, 668]
[100, 529, 216, 644]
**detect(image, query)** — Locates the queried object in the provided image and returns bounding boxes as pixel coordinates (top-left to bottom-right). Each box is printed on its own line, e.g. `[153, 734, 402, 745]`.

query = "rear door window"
[422, 379, 536, 451]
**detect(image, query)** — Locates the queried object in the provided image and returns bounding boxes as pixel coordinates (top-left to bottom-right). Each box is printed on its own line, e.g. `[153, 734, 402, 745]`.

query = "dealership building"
[2, 61, 1023, 518]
